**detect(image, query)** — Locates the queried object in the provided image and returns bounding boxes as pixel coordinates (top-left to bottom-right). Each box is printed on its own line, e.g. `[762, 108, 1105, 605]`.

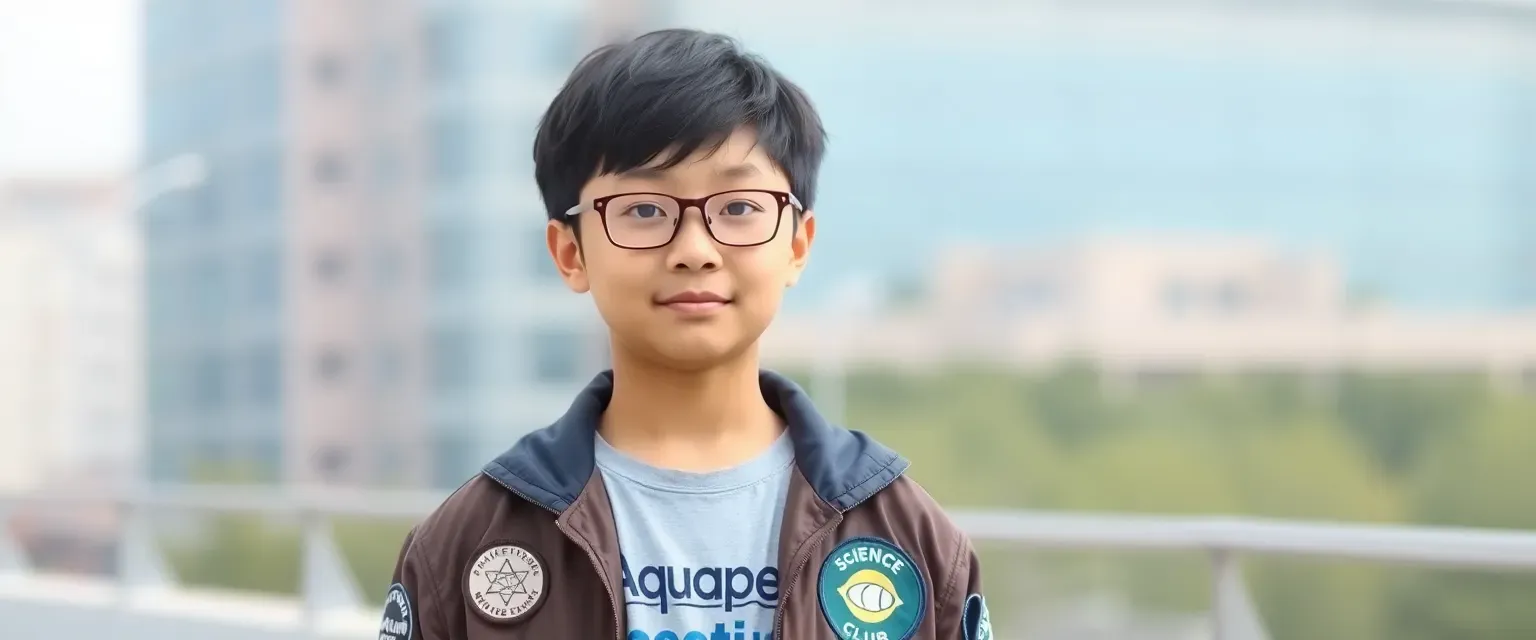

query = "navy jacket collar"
[482, 369, 908, 513]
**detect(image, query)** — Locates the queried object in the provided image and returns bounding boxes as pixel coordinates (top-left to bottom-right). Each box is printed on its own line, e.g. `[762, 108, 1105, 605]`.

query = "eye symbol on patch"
[837, 569, 904, 624]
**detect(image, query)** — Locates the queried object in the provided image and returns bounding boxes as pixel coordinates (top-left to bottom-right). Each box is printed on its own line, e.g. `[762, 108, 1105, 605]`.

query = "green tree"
[164, 514, 302, 595]
[1231, 423, 1402, 640]
[1387, 395, 1536, 639]
[1334, 373, 1488, 475]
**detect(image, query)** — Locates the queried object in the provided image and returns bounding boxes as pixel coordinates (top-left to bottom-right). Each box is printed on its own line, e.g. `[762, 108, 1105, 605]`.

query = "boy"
[379, 29, 990, 640]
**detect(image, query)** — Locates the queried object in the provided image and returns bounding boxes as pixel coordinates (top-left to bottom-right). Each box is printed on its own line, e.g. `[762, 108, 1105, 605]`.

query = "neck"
[600, 342, 784, 471]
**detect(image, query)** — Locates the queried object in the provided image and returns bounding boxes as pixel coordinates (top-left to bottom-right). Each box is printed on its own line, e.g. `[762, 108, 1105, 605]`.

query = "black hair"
[533, 28, 827, 221]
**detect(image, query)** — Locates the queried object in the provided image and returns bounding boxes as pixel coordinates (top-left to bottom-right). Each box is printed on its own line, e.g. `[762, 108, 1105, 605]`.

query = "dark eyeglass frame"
[563, 189, 804, 250]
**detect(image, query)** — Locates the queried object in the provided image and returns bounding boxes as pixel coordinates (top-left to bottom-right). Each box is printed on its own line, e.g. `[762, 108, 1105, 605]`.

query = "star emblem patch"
[465, 542, 547, 623]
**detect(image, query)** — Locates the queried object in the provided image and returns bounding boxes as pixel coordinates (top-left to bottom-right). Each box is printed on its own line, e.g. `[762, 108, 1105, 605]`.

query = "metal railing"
[4, 485, 1536, 639]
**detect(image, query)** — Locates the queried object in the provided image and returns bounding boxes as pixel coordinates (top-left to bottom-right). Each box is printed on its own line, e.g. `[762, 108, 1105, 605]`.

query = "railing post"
[1210, 550, 1269, 640]
[300, 509, 366, 637]
[0, 502, 29, 580]
[116, 499, 175, 604]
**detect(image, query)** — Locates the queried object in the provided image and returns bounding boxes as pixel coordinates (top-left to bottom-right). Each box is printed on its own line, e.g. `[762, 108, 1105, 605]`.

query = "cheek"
[729, 256, 791, 312]
[585, 255, 657, 314]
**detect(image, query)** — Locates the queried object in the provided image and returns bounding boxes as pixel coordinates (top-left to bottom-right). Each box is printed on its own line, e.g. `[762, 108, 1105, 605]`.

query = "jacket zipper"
[481, 472, 624, 640]
[773, 468, 906, 638]
[772, 518, 839, 640]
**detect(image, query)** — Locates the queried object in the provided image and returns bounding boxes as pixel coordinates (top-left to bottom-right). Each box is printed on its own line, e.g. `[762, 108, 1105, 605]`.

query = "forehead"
[603, 128, 789, 192]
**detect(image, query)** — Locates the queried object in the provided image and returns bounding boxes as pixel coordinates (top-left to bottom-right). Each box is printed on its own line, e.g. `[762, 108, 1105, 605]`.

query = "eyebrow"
[619, 163, 763, 181]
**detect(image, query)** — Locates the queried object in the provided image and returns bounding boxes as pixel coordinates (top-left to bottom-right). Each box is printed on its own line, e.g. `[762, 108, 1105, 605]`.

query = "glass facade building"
[142, 0, 288, 483]
[142, 0, 605, 488]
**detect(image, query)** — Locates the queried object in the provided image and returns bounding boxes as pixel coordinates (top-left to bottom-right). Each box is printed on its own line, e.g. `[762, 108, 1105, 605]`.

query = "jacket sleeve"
[934, 533, 991, 640]
[378, 526, 447, 639]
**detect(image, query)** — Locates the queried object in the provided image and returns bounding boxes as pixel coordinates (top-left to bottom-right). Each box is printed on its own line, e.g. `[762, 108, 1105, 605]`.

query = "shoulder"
[834, 473, 983, 625]
[406, 474, 553, 575]
[844, 474, 973, 581]
[873, 474, 970, 542]
[414, 474, 515, 540]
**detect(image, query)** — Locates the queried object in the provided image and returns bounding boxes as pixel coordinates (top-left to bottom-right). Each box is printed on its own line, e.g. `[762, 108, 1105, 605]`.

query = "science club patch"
[818, 536, 926, 640]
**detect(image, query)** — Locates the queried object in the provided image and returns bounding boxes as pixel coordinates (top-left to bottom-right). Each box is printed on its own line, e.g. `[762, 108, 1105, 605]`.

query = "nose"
[665, 207, 722, 272]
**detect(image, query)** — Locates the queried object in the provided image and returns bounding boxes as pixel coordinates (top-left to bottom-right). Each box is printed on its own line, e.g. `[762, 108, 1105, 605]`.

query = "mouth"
[656, 291, 732, 315]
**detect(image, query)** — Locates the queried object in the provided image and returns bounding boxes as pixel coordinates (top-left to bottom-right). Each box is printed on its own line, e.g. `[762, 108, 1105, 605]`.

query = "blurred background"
[1, 0, 1534, 638]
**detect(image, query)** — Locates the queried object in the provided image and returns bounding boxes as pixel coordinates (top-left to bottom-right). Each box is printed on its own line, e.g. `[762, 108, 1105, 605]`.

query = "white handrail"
[5, 485, 1536, 640]
[951, 510, 1536, 571]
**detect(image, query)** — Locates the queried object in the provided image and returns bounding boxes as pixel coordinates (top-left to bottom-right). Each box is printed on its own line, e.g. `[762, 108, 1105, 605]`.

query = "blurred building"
[138, 0, 1536, 487]
[140, 0, 627, 489]
[930, 237, 1346, 325]
[0, 179, 140, 491]
[764, 235, 1536, 389]
[676, 0, 1536, 312]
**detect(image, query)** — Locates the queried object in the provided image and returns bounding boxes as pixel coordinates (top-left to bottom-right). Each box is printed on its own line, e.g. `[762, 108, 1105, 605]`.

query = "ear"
[547, 219, 590, 293]
[786, 210, 815, 288]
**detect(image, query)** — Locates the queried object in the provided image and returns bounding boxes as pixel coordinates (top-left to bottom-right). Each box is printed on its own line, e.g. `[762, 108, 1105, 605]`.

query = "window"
[245, 245, 281, 312]
[146, 258, 182, 330]
[1162, 279, 1195, 316]
[1216, 281, 1249, 314]
[367, 44, 404, 97]
[190, 158, 223, 227]
[314, 445, 352, 482]
[316, 348, 349, 382]
[424, 11, 472, 88]
[246, 343, 280, 406]
[530, 328, 587, 384]
[1002, 279, 1058, 315]
[430, 220, 479, 294]
[373, 344, 405, 390]
[241, 53, 282, 135]
[148, 354, 182, 419]
[370, 143, 404, 191]
[314, 249, 346, 283]
[247, 145, 281, 214]
[373, 243, 405, 290]
[431, 115, 474, 185]
[432, 326, 479, 391]
[191, 352, 226, 411]
[189, 256, 228, 322]
[312, 52, 346, 88]
[314, 152, 349, 184]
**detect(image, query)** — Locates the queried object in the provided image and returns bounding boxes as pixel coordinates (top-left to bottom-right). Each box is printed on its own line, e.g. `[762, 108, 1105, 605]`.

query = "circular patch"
[965, 593, 993, 640]
[465, 542, 548, 623]
[818, 536, 926, 640]
[378, 583, 413, 640]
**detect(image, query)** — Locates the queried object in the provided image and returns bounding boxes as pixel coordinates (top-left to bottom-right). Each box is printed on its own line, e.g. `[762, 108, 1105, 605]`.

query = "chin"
[649, 336, 755, 371]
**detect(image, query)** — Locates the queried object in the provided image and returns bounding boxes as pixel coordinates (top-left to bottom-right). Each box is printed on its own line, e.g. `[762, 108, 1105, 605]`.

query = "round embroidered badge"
[818, 536, 926, 640]
[464, 542, 548, 623]
[378, 583, 413, 640]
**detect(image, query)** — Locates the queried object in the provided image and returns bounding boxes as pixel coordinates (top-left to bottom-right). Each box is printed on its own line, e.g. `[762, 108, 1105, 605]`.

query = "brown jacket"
[379, 371, 991, 640]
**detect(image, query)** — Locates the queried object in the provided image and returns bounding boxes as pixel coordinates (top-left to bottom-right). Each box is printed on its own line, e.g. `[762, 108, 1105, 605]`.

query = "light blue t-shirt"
[595, 432, 794, 640]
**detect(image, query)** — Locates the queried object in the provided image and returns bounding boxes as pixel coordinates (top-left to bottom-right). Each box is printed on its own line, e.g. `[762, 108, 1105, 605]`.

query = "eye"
[623, 203, 668, 219]
[721, 200, 765, 216]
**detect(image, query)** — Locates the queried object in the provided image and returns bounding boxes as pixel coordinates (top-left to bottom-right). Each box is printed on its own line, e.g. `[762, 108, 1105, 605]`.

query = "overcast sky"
[0, 0, 140, 178]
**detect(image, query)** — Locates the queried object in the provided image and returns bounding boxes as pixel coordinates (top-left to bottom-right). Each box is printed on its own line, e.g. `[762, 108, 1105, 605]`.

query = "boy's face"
[547, 128, 816, 370]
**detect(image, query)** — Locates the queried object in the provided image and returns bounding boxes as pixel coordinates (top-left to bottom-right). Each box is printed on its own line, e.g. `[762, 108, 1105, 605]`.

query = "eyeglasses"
[563, 189, 803, 250]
